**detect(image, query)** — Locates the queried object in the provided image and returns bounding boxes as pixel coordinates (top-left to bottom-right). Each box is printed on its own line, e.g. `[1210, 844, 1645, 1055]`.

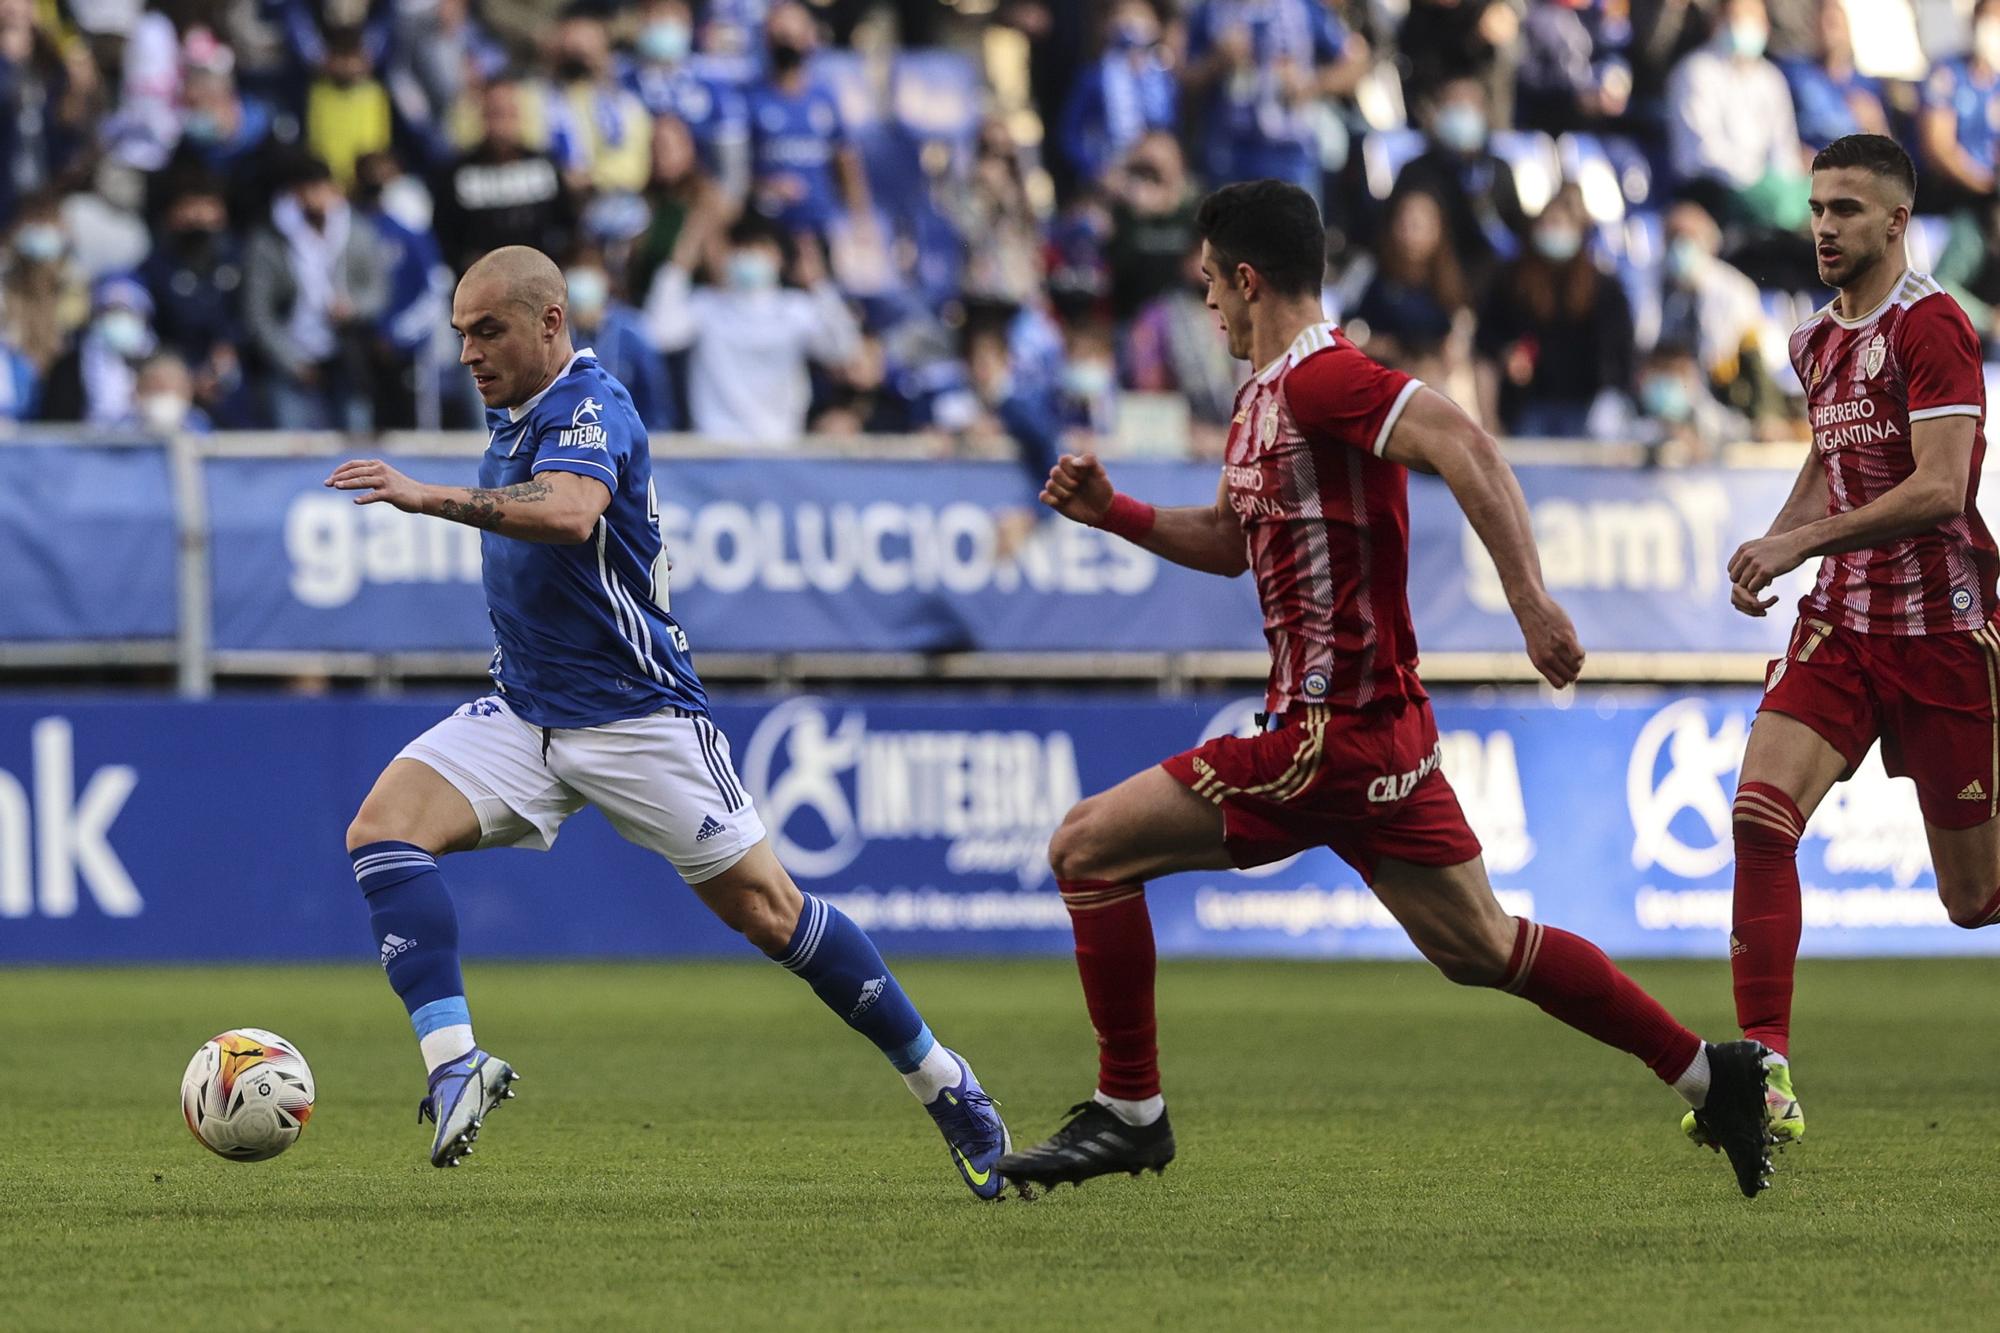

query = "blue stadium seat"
[1360, 127, 1424, 200]
[1489, 130, 1560, 216]
[1558, 132, 1652, 225]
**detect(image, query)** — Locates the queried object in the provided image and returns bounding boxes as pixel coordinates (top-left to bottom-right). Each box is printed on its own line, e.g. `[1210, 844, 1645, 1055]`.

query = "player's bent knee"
[1940, 883, 2000, 930]
[1047, 802, 1107, 883]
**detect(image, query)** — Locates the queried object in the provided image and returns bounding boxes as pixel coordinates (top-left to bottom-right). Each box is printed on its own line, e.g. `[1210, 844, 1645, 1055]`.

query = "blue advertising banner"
[0, 445, 177, 641]
[206, 454, 1825, 657]
[0, 691, 1973, 966]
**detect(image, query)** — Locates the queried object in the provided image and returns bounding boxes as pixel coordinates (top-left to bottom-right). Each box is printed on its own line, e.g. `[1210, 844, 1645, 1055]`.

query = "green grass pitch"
[3, 957, 1998, 1330]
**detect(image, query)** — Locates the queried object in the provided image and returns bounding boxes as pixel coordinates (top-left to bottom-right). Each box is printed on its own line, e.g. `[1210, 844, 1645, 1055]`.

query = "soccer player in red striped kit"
[1692, 134, 1997, 1153]
[997, 179, 1777, 1199]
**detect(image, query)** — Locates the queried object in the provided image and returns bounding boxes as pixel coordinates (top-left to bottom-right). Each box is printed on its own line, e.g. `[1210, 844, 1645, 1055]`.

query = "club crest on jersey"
[1257, 403, 1281, 449]
[1863, 333, 1886, 379]
[1302, 669, 1329, 698]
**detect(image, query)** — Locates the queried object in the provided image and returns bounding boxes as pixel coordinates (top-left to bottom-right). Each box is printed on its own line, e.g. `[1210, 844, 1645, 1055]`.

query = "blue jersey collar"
[507, 347, 598, 422]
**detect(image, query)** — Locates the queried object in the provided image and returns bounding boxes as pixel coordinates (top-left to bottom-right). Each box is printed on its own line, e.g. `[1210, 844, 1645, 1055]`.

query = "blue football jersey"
[477, 349, 707, 728]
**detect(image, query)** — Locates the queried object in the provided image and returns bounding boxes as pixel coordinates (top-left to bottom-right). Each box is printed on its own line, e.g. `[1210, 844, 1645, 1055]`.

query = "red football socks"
[1059, 880, 1160, 1100]
[1730, 782, 1806, 1058]
[1498, 918, 1703, 1084]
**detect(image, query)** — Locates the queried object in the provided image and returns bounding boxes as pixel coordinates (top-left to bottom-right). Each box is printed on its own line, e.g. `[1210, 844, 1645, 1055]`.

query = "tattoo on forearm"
[437, 479, 555, 529]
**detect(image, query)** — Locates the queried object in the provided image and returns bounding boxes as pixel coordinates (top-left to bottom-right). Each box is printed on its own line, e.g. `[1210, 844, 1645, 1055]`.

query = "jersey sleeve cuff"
[1372, 378, 1424, 457]
[1908, 404, 1982, 423]
[531, 457, 619, 485]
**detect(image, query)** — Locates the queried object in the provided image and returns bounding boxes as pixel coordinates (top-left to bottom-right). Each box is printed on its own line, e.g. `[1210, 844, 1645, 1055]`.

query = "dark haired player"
[1692, 133, 1996, 1151]
[997, 180, 1778, 1198]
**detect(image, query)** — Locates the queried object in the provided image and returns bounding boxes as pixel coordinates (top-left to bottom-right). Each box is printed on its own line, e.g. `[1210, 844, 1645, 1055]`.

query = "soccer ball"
[180, 1028, 316, 1162]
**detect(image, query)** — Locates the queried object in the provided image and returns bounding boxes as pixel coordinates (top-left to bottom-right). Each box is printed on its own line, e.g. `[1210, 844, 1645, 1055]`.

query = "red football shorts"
[1160, 699, 1483, 884]
[1760, 615, 2000, 830]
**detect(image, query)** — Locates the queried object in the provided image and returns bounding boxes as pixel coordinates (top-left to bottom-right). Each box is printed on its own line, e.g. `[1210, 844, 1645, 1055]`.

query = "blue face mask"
[1062, 359, 1115, 400]
[1665, 236, 1707, 284]
[1434, 104, 1487, 154]
[97, 309, 150, 359]
[565, 267, 610, 320]
[639, 19, 692, 64]
[1641, 371, 1693, 423]
[14, 223, 63, 262]
[726, 251, 779, 291]
[1726, 20, 1767, 59]
[183, 110, 224, 145]
[1533, 225, 1583, 263]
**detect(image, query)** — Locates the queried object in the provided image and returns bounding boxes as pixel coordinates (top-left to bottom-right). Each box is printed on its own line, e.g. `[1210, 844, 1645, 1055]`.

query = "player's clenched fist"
[1040, 453, 1115, 525]
[1513, 591, 1586, 689]
[326, 459, 427, 512]
[1727, 533, 1806, 599]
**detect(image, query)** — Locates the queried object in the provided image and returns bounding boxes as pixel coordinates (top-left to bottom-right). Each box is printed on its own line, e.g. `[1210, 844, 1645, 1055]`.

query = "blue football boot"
[923, 1050, 1011, 1200]
[418, 1048, 518, 1168]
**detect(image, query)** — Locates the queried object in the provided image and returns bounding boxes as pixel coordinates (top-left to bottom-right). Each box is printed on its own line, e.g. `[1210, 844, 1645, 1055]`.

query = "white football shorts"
[397, 695, 767, 884]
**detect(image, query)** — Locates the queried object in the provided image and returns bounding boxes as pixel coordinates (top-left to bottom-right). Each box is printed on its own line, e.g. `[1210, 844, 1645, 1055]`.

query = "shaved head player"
[326, 246, 1014, 1196]
[1692, 134, 1997, 1152]
[997, 181, 1779, 1199]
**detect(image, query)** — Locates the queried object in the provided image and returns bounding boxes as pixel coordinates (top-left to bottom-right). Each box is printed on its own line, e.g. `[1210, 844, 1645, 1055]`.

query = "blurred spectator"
[306, 26, 392, 190]
[1476, 183, 1635, 437]
[1105, 130, 1197, 321]
[547, 9, 653, 196]
[0, 0, 97, 220]
[1634, 339, 1748, 459]
[137, 169, 246, 425]
[1058, 0, 1178, 187]
[629, 113, 729, 306]
[1655, 200, 1789, 433]
[1123, 242, 1245, 432]
[38, 274, 157, 425]
[244, 155, 388, 432]
[1044, 187, 1114, 318]
[1399, 0, 1521, 121]
[1935, 200, 2000, 354]
[1515, 0, 1634, 135]
[1917, 0, 2000, 210]
[431, 76, 576, 274]
[1355, 188, 1472, 389]
[2, 197, 89, 372]
[1058, 320, 1119, 439]
[965, 309, 1063, 486]
[747, 2, 871, 238]
[565, 246, 676, 431]
[353, 150, 473, 431]
[104, 1, 197, 171]
[384, 0, 495, 152]
[1183, 0, 1367, 203]
[1389, 77, 1527, 302]
[643, 212, 862, 445]
[624, 0, 750, 201]
[177, 36, 280, 186]
[1778, 0, 1888, 151]
[950, 118, 1045, 310]
[129, 350, 213, 434]
[1667, 0, 1810, 233]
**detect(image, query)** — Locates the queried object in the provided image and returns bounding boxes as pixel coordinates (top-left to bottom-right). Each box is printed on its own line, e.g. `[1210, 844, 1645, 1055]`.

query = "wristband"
[1096, 492, 1157, 543]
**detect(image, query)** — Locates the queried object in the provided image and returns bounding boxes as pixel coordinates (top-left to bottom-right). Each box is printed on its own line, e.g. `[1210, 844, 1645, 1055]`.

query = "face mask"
[140, 392, 191, 433]
[1666, 236, 1708, 284]
[1062, 359, 1115, 399]
[183, 109, 223, 144]
[726, 251, 779, 291]
[1434, 103, 1487, 154]
[171, 224, 220, 254]
[1641, 371, 1693, 423]
[640, 19, 692, 63]
[1533, 224, 1582, 263]
[1111, 20, 1155, 51]
[379, 176, 433, 232]
[768, 41, 808, 73]
[14, 223, 63, 262]
[97, 309, 149, 358]
[1726, 20, 1767, 59]
[566, 267, 610, 318]
[556, 57, 593, 82]
[1977, 18, 2000, 70]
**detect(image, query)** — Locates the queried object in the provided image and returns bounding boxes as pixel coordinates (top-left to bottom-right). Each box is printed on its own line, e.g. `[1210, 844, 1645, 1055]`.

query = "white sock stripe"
[353, 848, 437, 869]
[352, 855, 437, 879]
[780, 895, 829, 971]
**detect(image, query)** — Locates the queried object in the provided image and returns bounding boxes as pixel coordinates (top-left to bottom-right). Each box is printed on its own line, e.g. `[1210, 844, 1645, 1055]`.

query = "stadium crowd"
[1, 0, 1997, 462]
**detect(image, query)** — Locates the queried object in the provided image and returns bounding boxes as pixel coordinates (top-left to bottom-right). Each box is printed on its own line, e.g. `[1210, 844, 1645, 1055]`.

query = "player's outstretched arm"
[324, 459, 611, 545]
[1728, 415, 1974, 609]
[1380, 386, 1584, 689]
[1040, 453, 1248, 577]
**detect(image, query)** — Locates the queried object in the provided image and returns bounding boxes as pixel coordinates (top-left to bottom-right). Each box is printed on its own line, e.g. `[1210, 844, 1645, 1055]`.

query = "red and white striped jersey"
[1222, 322, 1427, 713]
[1789, 270, 1995, 635]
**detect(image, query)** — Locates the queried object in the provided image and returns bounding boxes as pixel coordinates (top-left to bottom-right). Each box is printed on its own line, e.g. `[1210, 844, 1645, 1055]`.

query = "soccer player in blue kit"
[325, 246, 1011, 1195]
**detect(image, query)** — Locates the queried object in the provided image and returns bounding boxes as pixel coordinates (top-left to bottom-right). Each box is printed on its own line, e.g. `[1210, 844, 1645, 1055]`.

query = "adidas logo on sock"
[380, 933, 416, 966]
[694, 815, 725, 842]
[1959, 779, 1988, 801]
[850, 976, 886, 1019]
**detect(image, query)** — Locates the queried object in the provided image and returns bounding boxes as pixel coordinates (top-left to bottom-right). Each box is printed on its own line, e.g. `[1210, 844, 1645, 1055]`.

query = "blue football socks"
[774, 894, 937, 1074]
[352, 841, 476, 1070]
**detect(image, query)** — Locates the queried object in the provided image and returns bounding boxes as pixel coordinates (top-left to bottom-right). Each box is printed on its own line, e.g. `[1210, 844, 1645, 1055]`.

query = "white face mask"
[97, 308, 149, 358]
[565, 267, 610, 319]
[1977, 18, 2000, 71]
[139, 391, 191, 433]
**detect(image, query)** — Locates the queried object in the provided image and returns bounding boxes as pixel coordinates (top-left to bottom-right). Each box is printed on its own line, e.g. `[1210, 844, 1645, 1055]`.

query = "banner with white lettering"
[0, 445, 178, 642]
[0, 691, 1978, 964]
[212, 455, 1833, 656]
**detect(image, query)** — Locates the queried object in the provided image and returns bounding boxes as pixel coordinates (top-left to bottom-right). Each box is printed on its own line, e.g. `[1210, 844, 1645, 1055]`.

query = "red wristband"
[1096, 492, 1157, 542]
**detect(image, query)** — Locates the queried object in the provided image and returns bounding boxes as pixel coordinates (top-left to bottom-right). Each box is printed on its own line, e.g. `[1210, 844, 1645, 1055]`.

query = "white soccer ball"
[180, 1028, 316, 1162]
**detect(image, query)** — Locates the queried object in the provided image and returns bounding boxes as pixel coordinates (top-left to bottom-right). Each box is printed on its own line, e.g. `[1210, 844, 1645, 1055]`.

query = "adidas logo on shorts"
[1959, 780, 1988, 802]
[695, 815, 725, 842]
[380, 933, 416, 966]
